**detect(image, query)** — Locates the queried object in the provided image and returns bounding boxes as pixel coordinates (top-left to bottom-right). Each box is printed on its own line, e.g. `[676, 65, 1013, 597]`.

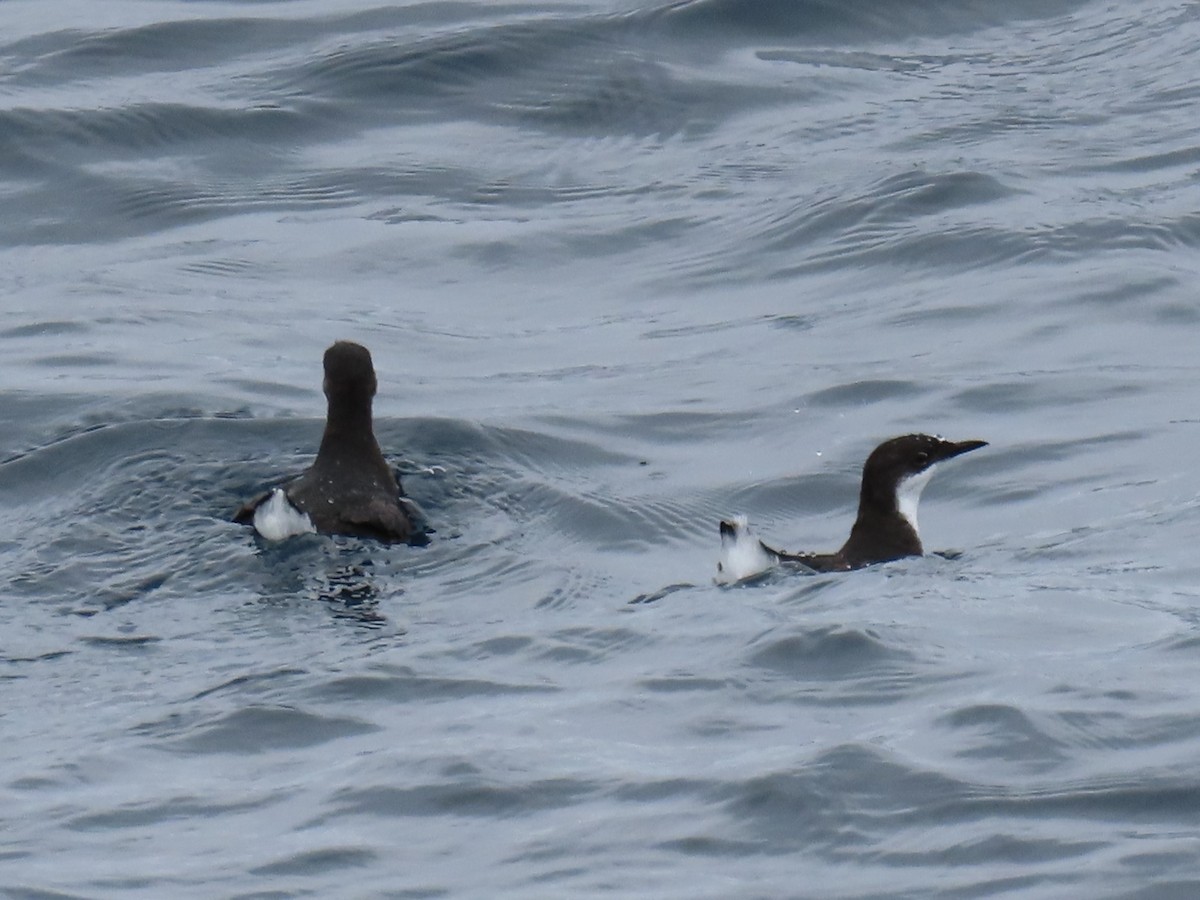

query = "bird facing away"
[234, 341, 423, 544]
[717, 433, 987, 582]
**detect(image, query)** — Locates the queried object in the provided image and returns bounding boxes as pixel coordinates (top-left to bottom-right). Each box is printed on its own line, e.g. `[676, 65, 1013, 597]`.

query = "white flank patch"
[716, 515, 778, 584]
[896, 464, 937, 536]
[252, 488, 316, 541]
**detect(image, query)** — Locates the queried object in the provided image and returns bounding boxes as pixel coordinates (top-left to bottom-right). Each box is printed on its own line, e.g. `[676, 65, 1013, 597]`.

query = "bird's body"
[235, 341, 423, 544]
[717, 434, 986, 582]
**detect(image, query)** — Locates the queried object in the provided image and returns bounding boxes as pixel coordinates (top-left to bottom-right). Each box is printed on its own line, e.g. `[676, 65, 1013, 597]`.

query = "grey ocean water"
[3, 0, 1200, 896]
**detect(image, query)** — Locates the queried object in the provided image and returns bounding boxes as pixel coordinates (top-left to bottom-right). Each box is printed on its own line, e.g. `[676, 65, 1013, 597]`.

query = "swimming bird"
[717, 433, 986, 581]
[234, 341, 424, 544]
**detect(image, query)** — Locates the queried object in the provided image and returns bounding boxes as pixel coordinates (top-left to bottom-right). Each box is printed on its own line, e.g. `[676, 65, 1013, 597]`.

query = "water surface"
[3, 1, 1200, 896]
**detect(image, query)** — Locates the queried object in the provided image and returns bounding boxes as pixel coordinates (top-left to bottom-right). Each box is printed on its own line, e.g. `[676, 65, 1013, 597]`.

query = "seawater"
[3, 1, 1200, 897]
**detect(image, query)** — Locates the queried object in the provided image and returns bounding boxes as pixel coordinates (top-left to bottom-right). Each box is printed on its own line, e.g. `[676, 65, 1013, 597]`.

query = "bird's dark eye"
[916, 451, 930, 463]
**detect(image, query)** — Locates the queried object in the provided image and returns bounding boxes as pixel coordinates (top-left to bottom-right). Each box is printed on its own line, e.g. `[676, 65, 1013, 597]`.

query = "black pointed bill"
[937, 439, 988, 462]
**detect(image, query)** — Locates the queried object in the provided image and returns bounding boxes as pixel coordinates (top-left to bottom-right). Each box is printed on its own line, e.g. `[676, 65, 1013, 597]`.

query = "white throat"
[895, 465, 937, 536]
